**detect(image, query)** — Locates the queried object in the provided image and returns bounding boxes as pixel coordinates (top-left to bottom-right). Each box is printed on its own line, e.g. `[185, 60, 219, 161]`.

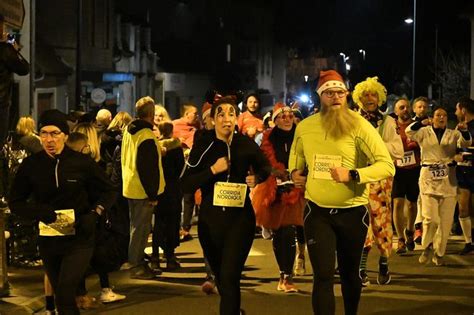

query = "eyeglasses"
[322, 90, 347, 98]
[39, 130, 63, 139]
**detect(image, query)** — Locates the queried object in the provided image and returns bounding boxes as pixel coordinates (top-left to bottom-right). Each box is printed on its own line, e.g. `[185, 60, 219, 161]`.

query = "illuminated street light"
[339, 52, 349, 62]
[359, 49, 366, 61]
[404, 18, 414, 24]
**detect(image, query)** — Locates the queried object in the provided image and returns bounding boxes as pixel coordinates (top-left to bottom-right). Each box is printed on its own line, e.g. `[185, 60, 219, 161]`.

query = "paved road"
[1, 233, 474, 315]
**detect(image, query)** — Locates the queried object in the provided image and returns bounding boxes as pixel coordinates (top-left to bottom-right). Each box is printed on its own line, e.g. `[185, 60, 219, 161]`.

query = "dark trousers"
[272, 225, 296, 275]
[181, 193, 195, 230]
[41, 244, 93, 315]
[198, 205, 255, 315]
[153, 190, 181, 258]
[304, 202, 369, 315]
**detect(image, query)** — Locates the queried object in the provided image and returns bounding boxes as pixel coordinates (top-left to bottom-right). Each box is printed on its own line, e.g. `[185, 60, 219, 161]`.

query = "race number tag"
[312, 154, 342, 180]
[213, 182, 248, 208]
[39, 209, 75, 236]
[428, 165, 448, 180]
[397, 151, 416, 167]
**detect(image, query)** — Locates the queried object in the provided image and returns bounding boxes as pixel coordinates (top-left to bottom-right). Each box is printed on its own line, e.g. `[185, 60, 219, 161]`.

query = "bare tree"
[434, 49, 470, 111]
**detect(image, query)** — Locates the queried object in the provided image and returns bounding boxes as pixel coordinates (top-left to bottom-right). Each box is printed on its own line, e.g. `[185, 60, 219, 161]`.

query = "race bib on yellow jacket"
[213, 182, 247, 208]
[312, 154, 342, 180]
[39, 209, 75, 236]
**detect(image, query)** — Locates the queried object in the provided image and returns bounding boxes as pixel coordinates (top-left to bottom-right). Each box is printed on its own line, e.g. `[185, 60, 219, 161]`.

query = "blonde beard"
[321, 104, 356, 139]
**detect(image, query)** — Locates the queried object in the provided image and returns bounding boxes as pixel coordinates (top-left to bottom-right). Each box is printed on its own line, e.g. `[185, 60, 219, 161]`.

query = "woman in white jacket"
[406, 107, 471, 266]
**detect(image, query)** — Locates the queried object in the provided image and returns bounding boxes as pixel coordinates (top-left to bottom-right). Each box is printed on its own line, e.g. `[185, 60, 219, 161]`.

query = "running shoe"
[405, 229, 415, 251]
[75, 295, 102, 310]
[130, 264, 160, 280]
[396, 239, 407, 255]
[99, 288, 126, 303]
[419, 247, 433, 264]
[201, 277, 217, 295]
[432, 254, 444, 266]
[377, 264, 391, 285]
[179, 229, 193, 242]
[165, 256, 181, 271]
[261, 227, 273, 240]
[294, 256, 306, 276]
[414, 226, 422, 245]
[459, 243, 474, 255]
[277, 274, 298, 293]
[360, 270, 370, 287]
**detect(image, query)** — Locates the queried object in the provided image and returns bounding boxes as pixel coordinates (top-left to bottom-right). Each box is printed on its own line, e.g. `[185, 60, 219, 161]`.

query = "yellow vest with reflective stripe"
[121, 127, 165, 199]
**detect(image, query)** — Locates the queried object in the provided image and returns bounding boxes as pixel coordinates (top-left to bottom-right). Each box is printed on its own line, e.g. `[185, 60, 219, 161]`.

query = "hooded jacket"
[121, 119, 165, 200]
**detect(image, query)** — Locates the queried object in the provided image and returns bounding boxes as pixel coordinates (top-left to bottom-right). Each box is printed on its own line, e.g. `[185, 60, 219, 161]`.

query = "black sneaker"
[166, 256, 181, 271]
[360, 270, 370, 287]
[405, 229, 415, 251]
[377, 269, 391, 285]
[459, 243, 474, 255]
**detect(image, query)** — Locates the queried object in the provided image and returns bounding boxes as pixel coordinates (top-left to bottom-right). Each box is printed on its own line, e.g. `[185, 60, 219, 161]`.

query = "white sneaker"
[99, 288, 126, 303]
[262, 227, 273, 240]
[294, 257, 305, 276]
[432, 254, 444, 266]
[419, 247, 433, 264]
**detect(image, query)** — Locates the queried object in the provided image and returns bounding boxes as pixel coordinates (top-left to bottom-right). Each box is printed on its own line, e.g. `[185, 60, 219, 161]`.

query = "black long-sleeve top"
[9, 146, 117, 247]
[181, 131, 271, 211]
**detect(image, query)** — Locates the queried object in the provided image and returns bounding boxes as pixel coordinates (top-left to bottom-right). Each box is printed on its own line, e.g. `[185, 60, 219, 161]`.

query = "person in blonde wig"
[73, 122, 101, 162]
[14, 116, 42, 153]
[108, 111, 133, 132]
[153, 105, 171, 138]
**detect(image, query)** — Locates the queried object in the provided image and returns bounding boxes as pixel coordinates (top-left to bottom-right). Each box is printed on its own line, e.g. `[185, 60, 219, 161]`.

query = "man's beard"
[321, 104, 356, 139]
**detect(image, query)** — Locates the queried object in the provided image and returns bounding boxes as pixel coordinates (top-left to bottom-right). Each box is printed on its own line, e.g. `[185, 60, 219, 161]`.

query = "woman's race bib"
[213, 182, 248, 208]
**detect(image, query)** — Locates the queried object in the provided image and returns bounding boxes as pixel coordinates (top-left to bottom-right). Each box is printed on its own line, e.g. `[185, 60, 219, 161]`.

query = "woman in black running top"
[181, 97, 271, 315]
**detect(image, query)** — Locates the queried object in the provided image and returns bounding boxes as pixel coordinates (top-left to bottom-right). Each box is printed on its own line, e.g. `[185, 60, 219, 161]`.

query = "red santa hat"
[316, 70, 347, 96]
[202, 102, 212, 120]
[272, 102, 292, 121]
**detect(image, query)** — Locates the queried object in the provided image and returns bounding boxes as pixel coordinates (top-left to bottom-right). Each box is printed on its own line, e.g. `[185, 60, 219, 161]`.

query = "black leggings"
[296, 225, 305, 244]
[41, 244, 93, 315]
[198, 205, 255, 315]
[304, 202, 369, 315]
[272, 225, 296, 275]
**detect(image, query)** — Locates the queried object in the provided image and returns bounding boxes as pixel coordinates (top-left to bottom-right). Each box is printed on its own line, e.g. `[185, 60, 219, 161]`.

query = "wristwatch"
[349, 170, 360, 182]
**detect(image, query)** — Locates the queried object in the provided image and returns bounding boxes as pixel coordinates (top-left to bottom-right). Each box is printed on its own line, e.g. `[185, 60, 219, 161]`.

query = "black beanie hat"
[38, 109, 70, 135]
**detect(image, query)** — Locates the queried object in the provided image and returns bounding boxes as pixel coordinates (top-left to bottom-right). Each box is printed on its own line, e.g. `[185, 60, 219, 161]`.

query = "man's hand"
[456, 121, 468, 132]
[330, 167, 350, 183]
[211, 157, 229, 174]
[454, 154, 464, 163]
[291, 169, 307, 188]
[148, 200, 158, 206]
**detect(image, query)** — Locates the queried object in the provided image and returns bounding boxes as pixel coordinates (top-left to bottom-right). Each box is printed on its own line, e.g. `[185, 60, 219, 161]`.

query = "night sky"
[117, 0, 472, 96]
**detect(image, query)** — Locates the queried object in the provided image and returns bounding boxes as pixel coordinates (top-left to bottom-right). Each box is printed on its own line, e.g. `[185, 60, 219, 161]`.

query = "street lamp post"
[412, 0, 416, 98]
[405, 0, 416, 98]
